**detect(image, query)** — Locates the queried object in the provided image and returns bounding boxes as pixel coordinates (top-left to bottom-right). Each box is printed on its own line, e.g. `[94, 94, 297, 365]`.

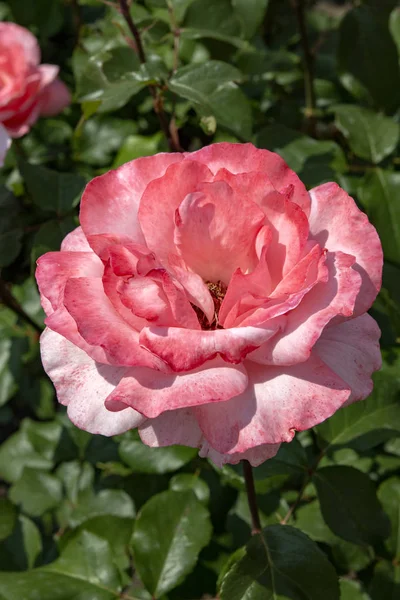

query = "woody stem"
[243, 460, 262, 534]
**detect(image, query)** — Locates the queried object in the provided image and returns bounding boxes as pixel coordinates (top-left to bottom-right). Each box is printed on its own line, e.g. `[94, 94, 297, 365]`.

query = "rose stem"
[118, 0, 182, 152]
[291, 0, 317, 136]
[0, 278, 43, 334]
[243, 460, 262, 535]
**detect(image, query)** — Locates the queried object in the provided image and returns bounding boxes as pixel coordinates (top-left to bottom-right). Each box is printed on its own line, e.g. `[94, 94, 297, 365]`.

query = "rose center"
[192, 280, 227, 330]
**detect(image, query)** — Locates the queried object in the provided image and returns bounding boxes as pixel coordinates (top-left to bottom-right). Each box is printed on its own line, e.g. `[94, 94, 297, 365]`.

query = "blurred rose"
[36, 143, 383, 467]
[0, 22, 70, 138]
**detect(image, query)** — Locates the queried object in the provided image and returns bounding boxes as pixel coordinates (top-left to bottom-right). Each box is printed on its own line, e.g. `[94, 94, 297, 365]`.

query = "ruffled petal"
[189, 142, 310, 215]
[139, 408, 203, 448]
[140, 318, 285, 372]
[105, 357, 248, 418]
[63, 276, 168, 370]
[39, 77, 71, 116]
[314, 314, 381, 404]
[0, 22, 41, 65]
[138, 159, 213, 262]
[309, 182, 382, 315]
[174, 180, 265, 285]
[40, 329, 145, 436]
[80, 153, 183, 247]
[61, 226, 92, 252]
[249, 251, 362, 366]
[199, 440, 281, 467]
[194, 355, 350, 453]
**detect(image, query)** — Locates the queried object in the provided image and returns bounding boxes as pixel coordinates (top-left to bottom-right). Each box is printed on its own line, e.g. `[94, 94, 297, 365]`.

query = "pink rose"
[36, 143, 383, 467]
[0, 23, 71, 138]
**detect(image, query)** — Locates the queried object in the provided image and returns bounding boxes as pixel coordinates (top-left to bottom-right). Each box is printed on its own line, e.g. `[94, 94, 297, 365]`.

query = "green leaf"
[390, 7, 400, 55]
[113, 133, 163, 167]
[370, 560, 400, 600]
[169, 474, 210, 504]
[0, 499, 16, 542]
[184, 0, 241, 38]
[68, 489, 135, 528]
[358, 169, 400, 265]
[315, 361, 400, 448]
[31, 217, 77, 266]
[0, 419, 62, 483]
[19, 160, 85, 215]
[0, 530, 125, 600]
[74, 48, 149, 113]
[169, 61, 252, 139]
[75, 118, 138, 167]
[314, 466, 390, 546]
[340, 580, 370, 600]
[378, 477, 400, 558]
[0, 339, 17, 407]
[0, 186, 22, 268]
[333, 105, 399, 163]
[338, 4, 400, 112]
[9, 468, 63, 517]
[8, 0, 63, 37]
[232, 0, 269, 39]
[219, 525, 339, 600]
[119, 437, 196, 473]
[132, 489, 212, 597]
[0, 515, 42, 571]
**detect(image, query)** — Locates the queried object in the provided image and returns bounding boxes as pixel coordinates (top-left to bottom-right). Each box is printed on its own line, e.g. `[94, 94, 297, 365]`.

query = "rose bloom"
[0, 22, 70, 138]
[36, 143, 382, 467]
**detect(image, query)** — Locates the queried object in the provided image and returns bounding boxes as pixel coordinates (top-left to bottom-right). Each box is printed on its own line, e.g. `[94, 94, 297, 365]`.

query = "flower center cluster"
[192, 280, 227, 330]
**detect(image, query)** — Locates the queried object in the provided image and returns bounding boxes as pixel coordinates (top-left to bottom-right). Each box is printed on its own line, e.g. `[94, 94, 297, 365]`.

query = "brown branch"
[243, 460, 262, 535]
[0, 279, 43, 335]
[292, 0, 317, 136]
[118, 0, 182, 151]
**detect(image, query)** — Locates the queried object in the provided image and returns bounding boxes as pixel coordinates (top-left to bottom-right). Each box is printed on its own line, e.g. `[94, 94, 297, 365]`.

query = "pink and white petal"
[314, 314, 381, 404]
[249, 251, 361, 366]
[260, 192, 309, 283]
[213, 169, 277, 204]
[168, 254, 215, 323]
[41, 328, 145, 436]
[139, 408, 203, 448]
[45, 307, 109, 364]
[38, 64, 58, 88]
[61, 227, 92, 252]
[138, 160, 213, 262]
[309, 183, 383, 315]
[102, 262, 146, 331]
[0, 22, 41, 64]
[63, 277, 168, 370]
[194, 355, 351, 453]
[229, 243, 327, 329]
[199, 440, 281, 467]
[174, 181, 265, 285]
[188, 142, 310, 215]
[80, 153, 184, 246]
[105, 357, 248, 418]
[140, 317, 285, 372]
[39, 77, 71, 116]
[0, 124, 10, 166]
[36, 251, 103, 313]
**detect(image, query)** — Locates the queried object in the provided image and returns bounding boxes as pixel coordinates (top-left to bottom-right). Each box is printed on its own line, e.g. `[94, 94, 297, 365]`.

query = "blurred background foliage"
[0, 0, 400, 598]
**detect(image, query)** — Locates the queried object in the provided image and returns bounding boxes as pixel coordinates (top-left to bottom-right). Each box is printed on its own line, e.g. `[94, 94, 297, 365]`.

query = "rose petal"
[314, 314, 381, 404]
[40, 329, 145, 436]
[249, 251, 362, 366]
[139, 408, 203, 448]
[105, 356, 248, 418]
[138, 160, 213, 262]
[80, 153, 184, 247]
[0, 22, 41, 65]
[140, 317, 285, 372]
[63, 277, 168, 370]
[309, 182, 382, 315]
[194, 355, 350, 453]
[61, 226, 92, 252]
[199, 440, 281, 467]
[189, 142, 310, 215]
[174, 180, 265, 285]
[39, 77, 71, 117]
